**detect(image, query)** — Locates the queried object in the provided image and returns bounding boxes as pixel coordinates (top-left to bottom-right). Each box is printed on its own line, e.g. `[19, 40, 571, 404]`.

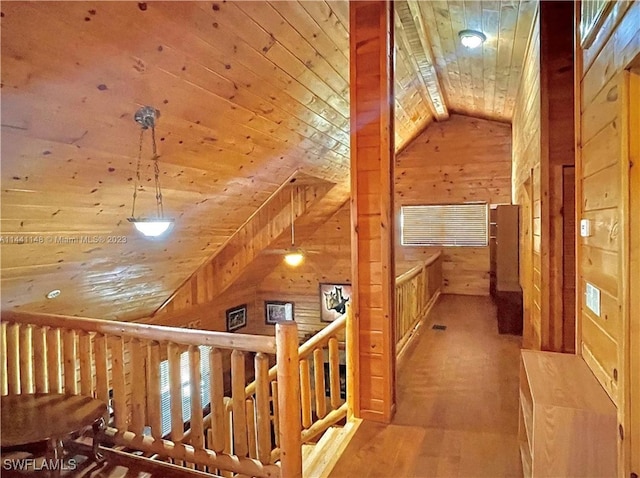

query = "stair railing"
[0, 310, 302, 478]
[395, 252, 443, 357]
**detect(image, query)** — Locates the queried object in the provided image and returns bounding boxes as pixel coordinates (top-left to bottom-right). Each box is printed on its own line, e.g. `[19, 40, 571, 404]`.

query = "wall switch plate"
[585, 282, 601, 316]
[580, 219, 591, 237]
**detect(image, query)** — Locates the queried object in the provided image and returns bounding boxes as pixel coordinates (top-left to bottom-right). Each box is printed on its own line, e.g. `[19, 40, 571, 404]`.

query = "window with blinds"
[401, 203, 488, 246]
[159, 345, 211, 437]
[580, 0, 612, 48]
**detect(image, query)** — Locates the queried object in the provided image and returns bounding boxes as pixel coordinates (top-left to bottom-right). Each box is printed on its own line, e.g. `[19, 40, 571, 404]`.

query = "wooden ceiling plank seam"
[503, 0, 538, 119]
[268, 1, 350, 77]
[403, 0, 450, 120]
[463, 0, 487, 115]
[215, 2, 349, 117]
[393, 11, 439, 121]
[493, 1, 520, 119]
[297, 1, 350, 62]
[418, 1, 459, 103]
[448, 0, 476, 114]
[481, 0, 501, 118]
[126, 2, 351, 133]
[231, 1, 350, 98]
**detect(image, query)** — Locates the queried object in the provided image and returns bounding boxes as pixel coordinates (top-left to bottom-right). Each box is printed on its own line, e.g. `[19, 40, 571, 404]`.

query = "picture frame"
[226, 304, 247, 332]
[265, 301, 295, 324]
[319, 283, 352, 323]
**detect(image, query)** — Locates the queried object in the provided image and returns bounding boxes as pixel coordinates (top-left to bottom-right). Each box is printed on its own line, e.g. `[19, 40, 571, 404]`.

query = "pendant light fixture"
[128, 106, 174, 238]
[284, 187, 304, 267]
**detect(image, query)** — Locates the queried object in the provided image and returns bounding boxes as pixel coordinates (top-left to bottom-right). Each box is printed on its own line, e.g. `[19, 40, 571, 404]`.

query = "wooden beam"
[350, 0, 396, 424]
[395, 0, 449, 120]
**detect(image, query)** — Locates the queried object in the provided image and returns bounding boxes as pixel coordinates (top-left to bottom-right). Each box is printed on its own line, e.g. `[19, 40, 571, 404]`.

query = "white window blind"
[401, 203, 488, 246]
[159, 345, 211, 437]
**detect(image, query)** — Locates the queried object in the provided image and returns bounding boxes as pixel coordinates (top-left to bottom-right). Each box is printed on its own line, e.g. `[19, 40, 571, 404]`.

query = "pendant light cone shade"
[458, 29, 486, 49]
[284, 251, 304, 267]
[129, 106, 174, 238]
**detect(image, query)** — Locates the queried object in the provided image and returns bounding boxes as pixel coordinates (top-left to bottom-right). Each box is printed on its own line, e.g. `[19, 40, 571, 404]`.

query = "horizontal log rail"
[0, 311, 276, 353]
[0, 310, 299, 478]
[395, 252, 443, 358]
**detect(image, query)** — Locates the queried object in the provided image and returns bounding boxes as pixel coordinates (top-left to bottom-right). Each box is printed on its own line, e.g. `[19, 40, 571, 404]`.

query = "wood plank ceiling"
[0, 1, 536, 320]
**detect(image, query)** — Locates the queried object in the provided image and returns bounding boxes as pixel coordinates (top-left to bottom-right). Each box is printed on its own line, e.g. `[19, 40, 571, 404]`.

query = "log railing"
[193, 310, 349, 465]
[0, 311, 301, 478]
[395, 252, 443, 357]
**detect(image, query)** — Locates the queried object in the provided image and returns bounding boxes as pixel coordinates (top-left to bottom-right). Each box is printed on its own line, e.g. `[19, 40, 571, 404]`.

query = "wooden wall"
[246, 205, 351, 339]
[512, 2, 576, 352]
[395, 114, 512, 296]
[541, 1, 576, 353]
[575, 1, 639, 474]
[512, 8, 542, 349]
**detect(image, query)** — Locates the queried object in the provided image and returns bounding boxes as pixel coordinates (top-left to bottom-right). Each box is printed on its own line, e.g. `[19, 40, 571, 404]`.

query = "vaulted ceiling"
[0, 1, 536, 320]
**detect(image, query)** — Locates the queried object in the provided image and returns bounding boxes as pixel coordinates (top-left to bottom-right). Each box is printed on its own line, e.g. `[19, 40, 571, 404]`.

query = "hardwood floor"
[330, 295, 523, 478]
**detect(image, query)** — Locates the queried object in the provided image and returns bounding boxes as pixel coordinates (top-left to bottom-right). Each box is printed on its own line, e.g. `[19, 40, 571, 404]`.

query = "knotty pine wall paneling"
[541, 1, 576, 353]
[395, 114, 512, 296]
[512, 7, 541, 349]
[249, 205, 351, 339]
[576, 0, 639, 473]
[512, 2, 576, 353]
[350, 0, 396, 423]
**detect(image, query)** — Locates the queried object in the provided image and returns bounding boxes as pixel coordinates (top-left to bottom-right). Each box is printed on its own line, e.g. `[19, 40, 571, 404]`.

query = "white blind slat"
[159, 345, 211, 436]
[401, 204, 488, 247]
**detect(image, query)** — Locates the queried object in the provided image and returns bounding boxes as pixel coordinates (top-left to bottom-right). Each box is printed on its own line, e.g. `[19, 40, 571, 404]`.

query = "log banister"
[1, 310, 276, 353]
[1, 253, 439, 478]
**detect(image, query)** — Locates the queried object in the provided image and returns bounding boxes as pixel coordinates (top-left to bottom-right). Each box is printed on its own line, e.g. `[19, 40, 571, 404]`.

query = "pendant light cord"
[151, 125, 164, 218]
[290, 187, 295, 247]
[130, 128, 144, 218]
[130, 107, 164, 220]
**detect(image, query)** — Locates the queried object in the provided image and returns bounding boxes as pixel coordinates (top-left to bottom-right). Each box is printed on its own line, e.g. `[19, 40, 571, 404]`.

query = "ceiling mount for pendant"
[128, 106, 174, 238]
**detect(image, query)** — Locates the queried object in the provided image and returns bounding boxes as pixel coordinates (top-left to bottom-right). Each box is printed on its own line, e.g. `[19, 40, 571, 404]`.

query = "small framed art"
[226, 304, 247, 332]
[265, 301, 295, 324]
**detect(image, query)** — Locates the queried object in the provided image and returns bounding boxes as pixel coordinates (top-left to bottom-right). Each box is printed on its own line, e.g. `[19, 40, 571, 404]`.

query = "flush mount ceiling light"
[46, 289, 61, 299]
[458, 29, 486, 49]
[128, 106, 174, 238]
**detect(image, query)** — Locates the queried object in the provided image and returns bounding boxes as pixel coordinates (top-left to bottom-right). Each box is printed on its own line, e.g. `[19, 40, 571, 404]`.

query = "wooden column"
[349, 0, 396, 423]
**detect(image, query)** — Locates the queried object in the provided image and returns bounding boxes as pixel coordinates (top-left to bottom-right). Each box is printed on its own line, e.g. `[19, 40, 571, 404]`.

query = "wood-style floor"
[330, 295, 523, 478]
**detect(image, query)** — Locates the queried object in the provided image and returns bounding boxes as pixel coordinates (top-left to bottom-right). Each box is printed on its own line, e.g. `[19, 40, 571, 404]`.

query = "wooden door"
[562, 166, 576, 352]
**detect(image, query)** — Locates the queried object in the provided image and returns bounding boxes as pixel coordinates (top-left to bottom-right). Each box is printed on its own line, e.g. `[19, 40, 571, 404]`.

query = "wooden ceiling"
[0, 1, 536, 320]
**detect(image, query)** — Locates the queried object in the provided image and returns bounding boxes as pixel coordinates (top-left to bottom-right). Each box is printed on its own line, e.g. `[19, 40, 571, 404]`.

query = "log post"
[33, 326, 48, 393]
[255, 353, 272, 464]
[350, 0, 396, 423]
[19, 324, 34, 394]
[47, 328, 62, 393]
[231, 350, 248, 457]
[276, 322, 301, 478]
[209, 348, 225, 453]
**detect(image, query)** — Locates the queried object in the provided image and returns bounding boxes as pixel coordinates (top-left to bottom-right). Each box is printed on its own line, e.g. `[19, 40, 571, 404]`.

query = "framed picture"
[226, 304, 247, 332]
[319, 283, 351, 322]
[265, 301, 295, 324]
